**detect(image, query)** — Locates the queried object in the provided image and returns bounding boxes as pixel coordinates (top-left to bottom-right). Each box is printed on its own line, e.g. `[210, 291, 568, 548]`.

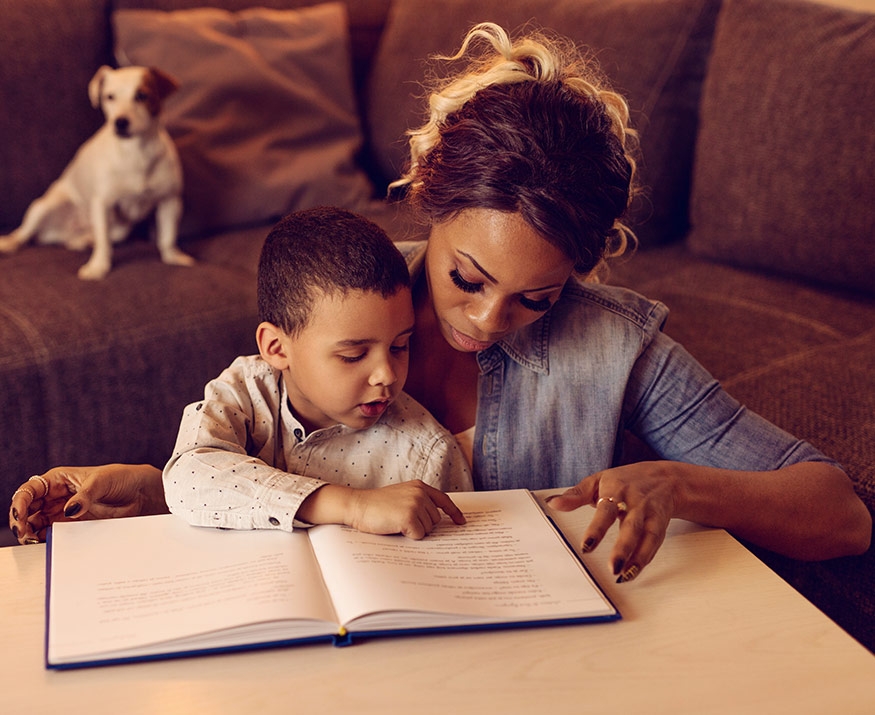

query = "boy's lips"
[359, 400, 389, 418]
[451, 326, 493, 352]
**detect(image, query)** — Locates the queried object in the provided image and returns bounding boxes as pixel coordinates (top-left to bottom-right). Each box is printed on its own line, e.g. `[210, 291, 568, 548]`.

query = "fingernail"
[12, 525, 19, 539]
[581, 537, 596, 553]
[64, 503, 82, 518]
[612, 557, 625, 576]
[24, 537, 39, 545]
[544, 495, 558, 504]
[617, 564, 641, 584]
[11, 507, 18, 521]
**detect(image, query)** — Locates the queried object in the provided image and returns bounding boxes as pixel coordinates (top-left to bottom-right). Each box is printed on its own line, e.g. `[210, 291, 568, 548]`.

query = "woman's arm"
[549, 331, 871, 581]
[548, 460, 871, 583]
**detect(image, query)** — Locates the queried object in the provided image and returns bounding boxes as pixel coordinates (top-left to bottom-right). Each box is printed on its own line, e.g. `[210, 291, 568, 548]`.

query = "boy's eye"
[450, 268, 482, 294]
[135, 91, 148, 102]
[338, 353, 366, 364]
[390, 342, 410, 355]
[520, 295, 553, 312]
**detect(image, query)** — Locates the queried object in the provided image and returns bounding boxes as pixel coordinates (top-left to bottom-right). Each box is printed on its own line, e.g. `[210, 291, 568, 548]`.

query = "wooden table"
[4, 492, 875, 714]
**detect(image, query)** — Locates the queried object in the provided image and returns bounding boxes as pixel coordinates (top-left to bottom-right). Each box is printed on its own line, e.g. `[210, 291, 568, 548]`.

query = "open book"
[46, 489, 619, 669]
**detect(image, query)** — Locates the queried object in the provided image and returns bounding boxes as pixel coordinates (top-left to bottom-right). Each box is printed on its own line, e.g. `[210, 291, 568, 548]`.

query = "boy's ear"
[257, 322, 290, 370]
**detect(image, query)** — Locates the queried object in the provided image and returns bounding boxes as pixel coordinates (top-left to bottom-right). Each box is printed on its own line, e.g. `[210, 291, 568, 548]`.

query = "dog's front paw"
[160, 247, 196, 267]
[0, 234, 21, 255]
[78, 258, 111, 280]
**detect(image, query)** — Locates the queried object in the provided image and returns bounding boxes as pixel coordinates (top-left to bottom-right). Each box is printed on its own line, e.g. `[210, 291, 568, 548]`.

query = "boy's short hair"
[257, 207, 411, 336]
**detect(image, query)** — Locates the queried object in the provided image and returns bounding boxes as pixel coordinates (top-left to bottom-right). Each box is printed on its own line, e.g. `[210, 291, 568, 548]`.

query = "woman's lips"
[451, 326, 493, 352]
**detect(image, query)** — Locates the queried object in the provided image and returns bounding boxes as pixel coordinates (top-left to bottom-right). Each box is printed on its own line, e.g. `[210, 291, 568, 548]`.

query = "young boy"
[163, 207, 472, 539]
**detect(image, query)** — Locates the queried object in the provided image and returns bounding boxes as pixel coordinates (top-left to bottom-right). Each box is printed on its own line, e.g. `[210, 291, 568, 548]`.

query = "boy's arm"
[164, 365, 466, 538]
[298, 481, 466, 540]
[162, 362, 328, 532]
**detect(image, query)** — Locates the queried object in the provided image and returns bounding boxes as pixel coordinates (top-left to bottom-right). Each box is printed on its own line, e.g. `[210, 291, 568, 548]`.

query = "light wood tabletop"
[4, 491, 875, 714]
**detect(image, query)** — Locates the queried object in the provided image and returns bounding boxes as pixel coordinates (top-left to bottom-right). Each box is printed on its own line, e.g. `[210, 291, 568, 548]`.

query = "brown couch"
[2, 0, 874, 654]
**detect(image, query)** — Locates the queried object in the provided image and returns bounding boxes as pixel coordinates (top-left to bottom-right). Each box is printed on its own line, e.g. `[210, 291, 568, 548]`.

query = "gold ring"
[28, 475, 49, 498]
[597, 496, 628, 514]
[13, 485, 35, 501]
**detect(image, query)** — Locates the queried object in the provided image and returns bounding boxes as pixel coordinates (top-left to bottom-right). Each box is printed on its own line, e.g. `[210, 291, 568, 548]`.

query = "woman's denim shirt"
[399, 242, 837, 491]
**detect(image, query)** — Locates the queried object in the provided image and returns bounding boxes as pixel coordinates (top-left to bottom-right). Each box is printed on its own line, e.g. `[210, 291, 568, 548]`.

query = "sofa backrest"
[687, 0, 875, 295]
[366, 0, 722, 248]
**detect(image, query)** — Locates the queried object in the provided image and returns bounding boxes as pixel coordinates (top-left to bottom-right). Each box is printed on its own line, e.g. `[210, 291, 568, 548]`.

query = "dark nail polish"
[581, 537, 596, 553]
[12, 525, 19, 539]
[612, 558, 625, 576]
[11, 507, 18, 521]
[64, 503, 82, 518]
[617, 564, 641, 584]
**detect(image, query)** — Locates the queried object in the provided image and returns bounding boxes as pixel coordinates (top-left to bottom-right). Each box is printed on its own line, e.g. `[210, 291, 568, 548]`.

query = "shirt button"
[294, 429, 303, 441]
[269, 517, 280, 526]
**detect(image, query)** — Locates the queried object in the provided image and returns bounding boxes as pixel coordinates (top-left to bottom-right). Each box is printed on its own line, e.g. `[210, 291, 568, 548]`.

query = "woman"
[9, 24, 870, 581]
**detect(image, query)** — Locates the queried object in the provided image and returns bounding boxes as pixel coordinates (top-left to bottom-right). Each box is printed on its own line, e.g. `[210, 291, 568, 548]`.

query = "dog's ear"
[147, 68, 180, 101]
[88, 65, 114, 109]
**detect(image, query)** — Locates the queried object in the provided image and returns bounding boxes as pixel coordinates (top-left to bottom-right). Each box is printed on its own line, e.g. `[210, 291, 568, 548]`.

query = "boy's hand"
[300, 481, 466, 539]
[348, 481, 466, 539]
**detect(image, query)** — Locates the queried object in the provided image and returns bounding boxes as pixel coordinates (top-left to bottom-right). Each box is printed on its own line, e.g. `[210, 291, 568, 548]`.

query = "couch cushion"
[0, 234, 262, 504]
[0, 0, 110, 233]
[367, 0, 721, 247]
[113, 0, 393, 105]
[688, 0, 875, 295]
[113, 2, 375, 238]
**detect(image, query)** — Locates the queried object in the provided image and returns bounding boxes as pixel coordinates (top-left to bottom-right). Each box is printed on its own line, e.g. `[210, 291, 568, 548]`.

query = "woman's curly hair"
[391, 23, 640, 276]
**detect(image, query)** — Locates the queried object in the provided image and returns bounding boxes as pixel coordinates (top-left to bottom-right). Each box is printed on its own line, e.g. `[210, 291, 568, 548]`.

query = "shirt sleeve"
[162, 366, 327, 532]
[623, 331, 842, 472]
[412, 431, 475, 492]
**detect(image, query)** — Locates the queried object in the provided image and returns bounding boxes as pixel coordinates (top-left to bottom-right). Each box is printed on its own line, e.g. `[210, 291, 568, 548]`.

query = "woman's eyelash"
[450, 269, 481, 294]
[452, 268, 552, 312]
[520, 296, 552, 312]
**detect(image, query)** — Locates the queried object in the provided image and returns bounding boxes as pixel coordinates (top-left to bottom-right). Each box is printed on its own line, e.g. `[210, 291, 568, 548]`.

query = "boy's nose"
[369, 360, 397, 387]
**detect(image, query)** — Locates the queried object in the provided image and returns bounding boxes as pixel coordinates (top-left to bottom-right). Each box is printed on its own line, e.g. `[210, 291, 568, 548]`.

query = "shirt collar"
[278, 375, 347, 443]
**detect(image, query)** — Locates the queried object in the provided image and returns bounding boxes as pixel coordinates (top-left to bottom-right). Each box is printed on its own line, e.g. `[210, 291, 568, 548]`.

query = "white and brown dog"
[0, 66, 193, 280]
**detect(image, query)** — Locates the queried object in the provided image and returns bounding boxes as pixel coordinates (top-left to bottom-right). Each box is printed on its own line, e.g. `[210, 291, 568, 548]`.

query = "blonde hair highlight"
[392, 22, 639, 270]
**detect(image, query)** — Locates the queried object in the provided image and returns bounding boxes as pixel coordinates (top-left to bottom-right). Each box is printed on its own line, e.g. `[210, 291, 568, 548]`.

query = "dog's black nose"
[114, 117, 130, 137]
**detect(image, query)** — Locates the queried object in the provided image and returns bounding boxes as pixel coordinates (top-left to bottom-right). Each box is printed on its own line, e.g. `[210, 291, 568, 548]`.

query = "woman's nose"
[467, 296, 510, 335]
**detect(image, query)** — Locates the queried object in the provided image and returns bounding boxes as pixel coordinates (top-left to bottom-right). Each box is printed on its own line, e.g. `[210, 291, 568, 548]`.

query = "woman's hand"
[546, 462, 680, 583]
[8, 464, 166, 544]
[300, 480, 467, 539]
[547, 459, 872, 582]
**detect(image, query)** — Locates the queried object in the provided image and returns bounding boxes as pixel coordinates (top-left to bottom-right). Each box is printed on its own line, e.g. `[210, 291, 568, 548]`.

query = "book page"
[308, 490, 616, 630]
[48, 514, 337, 664]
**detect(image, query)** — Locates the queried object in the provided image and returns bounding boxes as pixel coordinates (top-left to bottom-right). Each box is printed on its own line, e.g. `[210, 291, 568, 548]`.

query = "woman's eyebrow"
[459, 251, 497, 283]
[459, 251, 565, 293]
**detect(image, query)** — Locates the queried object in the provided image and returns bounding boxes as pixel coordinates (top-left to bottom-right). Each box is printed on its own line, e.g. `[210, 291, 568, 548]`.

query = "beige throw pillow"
[113, 3, 374, 238]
